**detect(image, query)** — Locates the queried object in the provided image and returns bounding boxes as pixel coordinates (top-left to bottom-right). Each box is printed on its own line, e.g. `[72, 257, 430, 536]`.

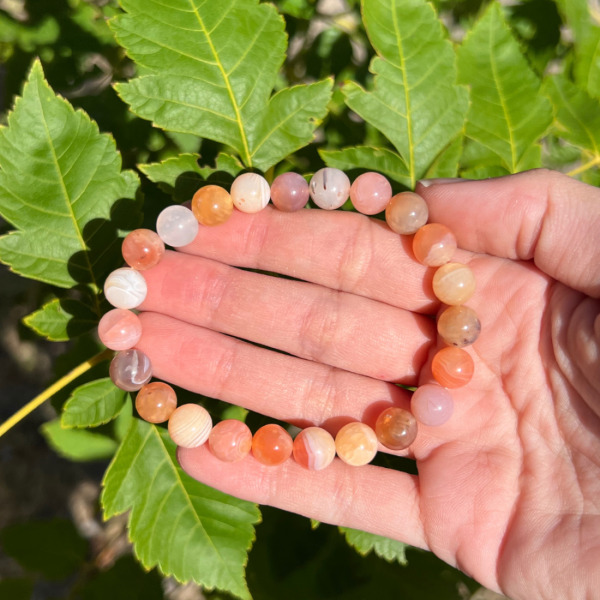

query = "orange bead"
[136, 382, 177, 423]
[385, 192, 428, 235]
[437, 305, 481, 347]
[209, 419, 252, 462]
[432, 262, 476, 305]
[432, 347, 474, 388]
[375, 407, 418, 451]
[192, 185, 233, 226]
[412, 223, 457, 266]
[122, 229, 165, 271]
[252, 424, 293, 466]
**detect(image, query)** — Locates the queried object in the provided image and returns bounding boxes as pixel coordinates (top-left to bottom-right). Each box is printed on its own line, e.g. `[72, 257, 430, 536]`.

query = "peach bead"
[168, 404, 212, 448]
[293, 427, 336, 471]
[412, 223, 457, 266]
[385, 192, 428, 234]
[270, 172, 309, 212]
[432, 262, 476, 305]
[350, 172, 392, 215]
[192, 185, 233, 226]
[437, 305, 481, 348]
[432, 347, 474, 388]
[375, 408, 418, 451]
[135, 382, 177, 423]
[335, 422, 378, 466]
[122, 229, 165, 271]
[252, 424, 293, 466]
[209, 419, 252, 463]
[98, 308, 142, 351]
[411, 384, 454, 427]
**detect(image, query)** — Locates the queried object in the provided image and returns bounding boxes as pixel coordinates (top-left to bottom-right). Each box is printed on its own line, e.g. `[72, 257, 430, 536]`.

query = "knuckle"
[326, 469, 357, 525]
[337, 218, 374, 293]
[242, 214, 271, 268]
[212, 341, 238, 397]
[298, 291, 341, 362]
[304, 367, 341, 424]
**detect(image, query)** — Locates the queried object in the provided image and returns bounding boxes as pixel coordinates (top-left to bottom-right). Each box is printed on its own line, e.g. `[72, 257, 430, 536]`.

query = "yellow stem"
[567, 155, 600, 177]
[0, 349, 113, 439]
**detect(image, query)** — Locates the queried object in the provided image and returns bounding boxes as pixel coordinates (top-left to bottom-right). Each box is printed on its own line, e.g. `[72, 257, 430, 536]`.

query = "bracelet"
[99, 168, 480, 469]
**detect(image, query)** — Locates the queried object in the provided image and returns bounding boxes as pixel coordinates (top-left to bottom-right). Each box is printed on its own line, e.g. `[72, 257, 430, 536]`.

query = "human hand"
[134, 169, 600, 600]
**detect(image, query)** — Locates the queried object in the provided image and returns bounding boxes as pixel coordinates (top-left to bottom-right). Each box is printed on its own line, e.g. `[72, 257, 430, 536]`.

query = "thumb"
[416, 169, 600, 298]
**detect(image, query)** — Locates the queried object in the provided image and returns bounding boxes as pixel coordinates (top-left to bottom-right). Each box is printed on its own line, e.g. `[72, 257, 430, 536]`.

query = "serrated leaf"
[339, 527, 407, 565]
[41, 419, 118, 461]
[111, 0, 332, 171]
[456, 3, 552, 173]
[102, 417, 261, 600]
[62, 378, 127, 429]
[114, 395, 133, 442]
[425, 136, 463, 179]
[23, 298, 98, 341]
[342, 0, 468, 189]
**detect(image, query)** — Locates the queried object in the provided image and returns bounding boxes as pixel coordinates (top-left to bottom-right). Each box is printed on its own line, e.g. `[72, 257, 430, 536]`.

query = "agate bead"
[168, 404, 213, 448]
[104, 268, 147, 309]
[270, 172, 309, 212]
[309, 168, 351, 210]
[231, 173, 270, 213]
[335, 422, 378, 466]
[209, 419, 253, 463]
[412, 223, 457, 267]
[411, 384, 454, 427]
[109, 349, 152, 392]
[375, 407, 418, 451]
[350, 172, 392, 215]
[98, 308, 142, 351]
[252, 424, 293, 466]
[293, 427, 336, 471]
[432, 262, 476, 305]
[385, 192, 428, 235]
[432, 347, 474, 389]
[437, 305, 481, 348]
[136, 382, 177, 423]
[192, 185, 233, 226]
[156, 205, 199, 247]
[122, 229, 165, 271]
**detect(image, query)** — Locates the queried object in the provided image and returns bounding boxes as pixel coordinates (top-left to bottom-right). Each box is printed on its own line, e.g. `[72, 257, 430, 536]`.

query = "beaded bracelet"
[99, 168, 480, 469]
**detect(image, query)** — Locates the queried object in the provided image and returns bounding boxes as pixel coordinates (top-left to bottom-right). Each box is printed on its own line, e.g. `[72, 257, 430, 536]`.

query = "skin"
[135, 170, 600, 600]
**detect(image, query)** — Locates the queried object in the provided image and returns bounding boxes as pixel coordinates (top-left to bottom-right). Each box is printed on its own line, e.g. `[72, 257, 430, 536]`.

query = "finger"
[417, 170, 600, 297]
[138, 251, 435, 383]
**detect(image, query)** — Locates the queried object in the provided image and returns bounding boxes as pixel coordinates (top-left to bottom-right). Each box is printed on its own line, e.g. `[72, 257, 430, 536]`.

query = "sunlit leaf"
[23, 298, 98, 341]
[339, 527, 407, 565]
[41, 419, 118, 461]
[425, 136, 463, 179]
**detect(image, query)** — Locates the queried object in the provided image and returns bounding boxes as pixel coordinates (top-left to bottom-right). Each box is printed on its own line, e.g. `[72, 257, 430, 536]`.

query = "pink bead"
[350, 172, 392, 215]
[270, 172, 309, 212]
[122, 229, 165, 271]
[98, 308, 142, 351]
[209, 419, 252, 462]
[411, 384, 454, 427]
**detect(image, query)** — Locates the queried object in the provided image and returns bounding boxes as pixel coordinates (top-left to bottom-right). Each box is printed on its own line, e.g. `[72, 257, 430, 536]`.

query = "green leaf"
[102, 417, 261, 600]
[0, 578, 33, 600]
[342, 0, 468, 189]
[339, 527, 407, 565]
[114, 395, 133, 442]
[61, 378, 127, 429]
[0, 14, 59, 52]
[23, 298, 98, 341]
[456, 2, 552, 173]
[41, 419, 118, 461]
[111, 0, 332, 171]
[425, 136, 463, 179]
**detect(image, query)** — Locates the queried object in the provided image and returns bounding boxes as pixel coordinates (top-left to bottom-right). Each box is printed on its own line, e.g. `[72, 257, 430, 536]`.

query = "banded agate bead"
[110, 349, 152, 392]
[335, 422, 378, 466]
[350, 172, 392, 215]
[209, 419, 252, 463]
[432, 262, 476, 305]
[98, 308, 142, 351]
[136, 382, 177, 423]
[168, 404, 212, 448]
[385, 192, 428, 235]
[412, 223, 457, 267]
[437, 305, 481, 348]
[156, 205, 199, 247]
[231, 173, 270, 213]
[309, 168, 351, 210]
[122, 229, 165, 271]
[104, 268, 147, 309]
[192, 185, 233, 226]
[270, 172, 309, 212]
[432, 347, 474, 389]
[293, 427, 336, 471]
[375, 407, 418, 451]
[411, 384, 454, 427]
[252, 424, 293, 466]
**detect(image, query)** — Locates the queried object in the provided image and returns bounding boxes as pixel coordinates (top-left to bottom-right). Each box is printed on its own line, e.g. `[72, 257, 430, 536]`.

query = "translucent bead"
[156, 205, 199, 247]
[432, 262, 476, 305]
[231, 173, 270, 213]
[432, 347, 474, 388]
[104, 268, 147, 309]
[252, 424, 293, 466]
[209, 419, 253, 462]
[293, 427, 336, 471]
[375, 407, 418, 451]
[109, 349, 152, 392]
[270, 172, 309, 212]
[192, 185, 233, 226]
[136, 382, 177, 423]
[412, 223, 457, 266]
[335, 422, 378, 466]
[309, 168, 351, 210]
[122, 229, 165, 271]
[350, 172, 392, 215]
[411, 384, 453, 427]
[168, 404, 212, 448]
[385, 192, 428, 235]
[98, 308, 142, 351]
[437, 305, 481, 348]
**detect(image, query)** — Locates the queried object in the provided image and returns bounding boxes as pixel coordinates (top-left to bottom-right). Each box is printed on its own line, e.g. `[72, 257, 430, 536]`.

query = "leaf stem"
[0, 348, 113, 439]
[567, 155, 600, 177]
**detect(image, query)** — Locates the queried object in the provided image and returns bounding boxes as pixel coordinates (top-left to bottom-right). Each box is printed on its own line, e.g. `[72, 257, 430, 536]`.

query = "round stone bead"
[168, 404, 213, 448]
[432, 262, 476, 305]
[109, 349, 152, 392]
[192, 185, 233, 226]
[136, 382, 177, 423]
[209, 419, 253, 463]
[411, 384, 454, 427]
[293, 427, 336, 471]
[437, 305, 481, 348]
[375, 407, 418, 451]
[385, 192, 429, 235]
[270, 172, 309, 212]
[350, 172, 392, 215]
[122, 229, 165, 271]
[309, 168, 351, 210]
[412, 223, 457, 267]
[98, 308, 142, 351]
[432, 347, 474, 389]
[104, 268, 147, 309]
[156, 205, 199, 247]
[230, 173, 270, 213]
[335, 422, 378, 467]
[252, 424, 293, 466]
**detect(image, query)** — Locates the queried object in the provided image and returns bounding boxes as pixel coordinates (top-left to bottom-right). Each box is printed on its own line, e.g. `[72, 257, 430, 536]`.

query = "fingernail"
[418, 178, 469, 188]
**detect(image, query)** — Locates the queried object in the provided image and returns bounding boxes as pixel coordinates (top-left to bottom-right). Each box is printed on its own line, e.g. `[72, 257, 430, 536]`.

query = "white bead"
[230, 173, 270, 213]
[309, 168, 351, 210]
[157, 205, 199, 247]
[104, 268, 147, 309]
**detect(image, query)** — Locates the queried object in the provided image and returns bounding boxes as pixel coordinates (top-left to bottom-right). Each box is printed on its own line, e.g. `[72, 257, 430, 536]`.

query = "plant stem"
[0, 348, 113, 439]
[567, 155, 600, 177]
